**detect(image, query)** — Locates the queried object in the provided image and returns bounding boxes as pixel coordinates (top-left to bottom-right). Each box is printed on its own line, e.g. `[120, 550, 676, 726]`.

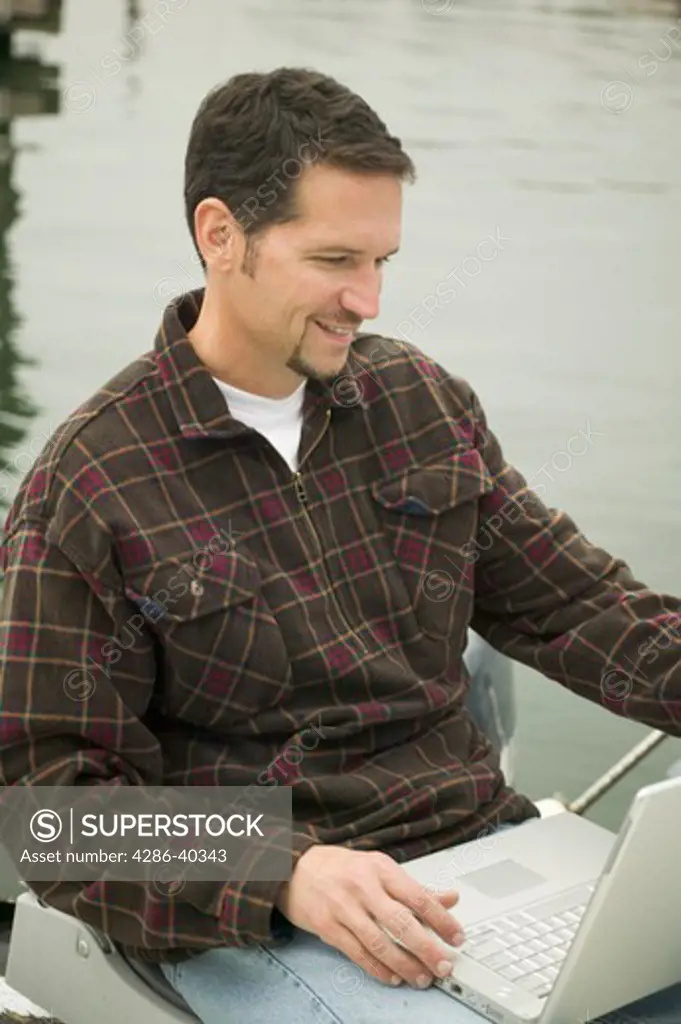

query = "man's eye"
[316, 256, 393, 266]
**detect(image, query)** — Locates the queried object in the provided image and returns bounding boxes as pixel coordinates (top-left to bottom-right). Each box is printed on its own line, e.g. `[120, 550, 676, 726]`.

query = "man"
[1, 67, 679, 1024]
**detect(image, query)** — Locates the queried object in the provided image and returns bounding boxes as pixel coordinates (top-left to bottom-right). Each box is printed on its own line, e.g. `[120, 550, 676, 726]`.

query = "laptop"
[399, 775, 681, 1022]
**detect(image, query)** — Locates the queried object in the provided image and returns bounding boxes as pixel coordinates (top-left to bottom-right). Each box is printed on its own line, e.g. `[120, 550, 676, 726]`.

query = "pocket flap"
[371, 447, 495, 514]
[125, 550, 261, 624]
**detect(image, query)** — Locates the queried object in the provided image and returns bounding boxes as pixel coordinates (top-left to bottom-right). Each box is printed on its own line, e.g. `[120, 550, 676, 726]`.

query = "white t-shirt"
[212, 376, 306, 472]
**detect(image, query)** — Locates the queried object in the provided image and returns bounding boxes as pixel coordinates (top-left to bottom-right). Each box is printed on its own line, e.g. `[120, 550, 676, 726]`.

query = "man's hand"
[275, 845, 465, 988]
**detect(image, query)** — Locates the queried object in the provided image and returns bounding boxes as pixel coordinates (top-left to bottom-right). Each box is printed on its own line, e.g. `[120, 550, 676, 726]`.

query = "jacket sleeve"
[0, 516, 318, 955]
[463, 388, 681, 736]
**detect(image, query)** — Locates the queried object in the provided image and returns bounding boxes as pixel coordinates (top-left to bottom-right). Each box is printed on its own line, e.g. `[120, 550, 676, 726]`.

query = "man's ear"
[215, 225, 232, 252]
[193, 199, 237, 268]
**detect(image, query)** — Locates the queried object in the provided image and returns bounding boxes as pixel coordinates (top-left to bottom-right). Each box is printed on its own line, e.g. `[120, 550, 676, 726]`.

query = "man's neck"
[187, 288, 303, 399]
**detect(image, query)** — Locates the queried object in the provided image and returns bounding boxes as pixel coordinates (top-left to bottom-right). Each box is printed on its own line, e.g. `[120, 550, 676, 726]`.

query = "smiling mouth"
[313, 319, 358, 342]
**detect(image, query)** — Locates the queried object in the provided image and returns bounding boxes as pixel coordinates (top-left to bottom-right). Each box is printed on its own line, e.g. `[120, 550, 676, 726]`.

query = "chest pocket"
[124, 550, 292, 730]
[371, 447, 495, 640]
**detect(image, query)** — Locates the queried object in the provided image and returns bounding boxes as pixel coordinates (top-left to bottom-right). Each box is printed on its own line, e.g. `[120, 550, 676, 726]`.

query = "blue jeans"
[160, 826, 681, 1023]
[161, 931, 681, 1023]
[161, 937, 679, 1024]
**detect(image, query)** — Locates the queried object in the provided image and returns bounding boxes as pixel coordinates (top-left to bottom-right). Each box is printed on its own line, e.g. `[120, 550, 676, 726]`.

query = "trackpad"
[460, 859, 547, 899]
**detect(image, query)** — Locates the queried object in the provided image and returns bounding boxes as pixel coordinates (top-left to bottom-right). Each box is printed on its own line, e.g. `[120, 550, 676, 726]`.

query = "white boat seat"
[6, 888, 199, 1023]
[464, 631, 516, 782]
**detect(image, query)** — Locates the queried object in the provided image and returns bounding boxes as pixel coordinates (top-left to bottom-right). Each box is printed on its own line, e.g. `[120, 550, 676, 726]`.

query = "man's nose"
[340, 272, 381, 322]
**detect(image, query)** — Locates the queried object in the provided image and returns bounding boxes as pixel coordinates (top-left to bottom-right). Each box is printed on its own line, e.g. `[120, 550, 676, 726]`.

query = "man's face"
[218, 164, 402, 388]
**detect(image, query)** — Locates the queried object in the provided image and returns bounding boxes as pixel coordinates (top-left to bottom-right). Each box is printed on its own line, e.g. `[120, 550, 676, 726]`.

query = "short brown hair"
[184, 67, 415, 268]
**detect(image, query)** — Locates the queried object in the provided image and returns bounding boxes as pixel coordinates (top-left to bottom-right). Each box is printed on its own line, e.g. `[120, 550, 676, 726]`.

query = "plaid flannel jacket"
[1, 288, 680, 964]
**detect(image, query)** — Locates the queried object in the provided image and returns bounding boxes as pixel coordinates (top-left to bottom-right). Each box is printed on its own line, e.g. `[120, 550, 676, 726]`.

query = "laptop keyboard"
[460, 882, 597, 1000]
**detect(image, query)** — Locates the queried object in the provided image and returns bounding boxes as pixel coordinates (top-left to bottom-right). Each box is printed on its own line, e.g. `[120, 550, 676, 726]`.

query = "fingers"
[437, 889, 460, 909]
[376, 898, 460, 984]
[341, 908, 447, 989]
[392, 877, 465, 948]
[330, 922, 404, 988]
[364, 879, 464, 984]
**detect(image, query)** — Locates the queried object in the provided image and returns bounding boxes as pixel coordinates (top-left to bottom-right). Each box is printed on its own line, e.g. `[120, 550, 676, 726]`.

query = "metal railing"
[564, 730, 671, 815]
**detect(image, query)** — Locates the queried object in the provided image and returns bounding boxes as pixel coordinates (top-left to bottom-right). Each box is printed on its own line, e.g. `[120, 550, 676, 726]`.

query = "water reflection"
[0, 5, 61, 515]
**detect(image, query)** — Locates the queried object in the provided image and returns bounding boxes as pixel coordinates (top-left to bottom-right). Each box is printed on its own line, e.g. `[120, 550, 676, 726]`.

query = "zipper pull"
[293, 473, 308, 505]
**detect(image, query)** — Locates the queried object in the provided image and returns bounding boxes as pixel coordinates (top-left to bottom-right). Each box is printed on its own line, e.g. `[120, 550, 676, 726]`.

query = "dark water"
[0, 0, 680, 830]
